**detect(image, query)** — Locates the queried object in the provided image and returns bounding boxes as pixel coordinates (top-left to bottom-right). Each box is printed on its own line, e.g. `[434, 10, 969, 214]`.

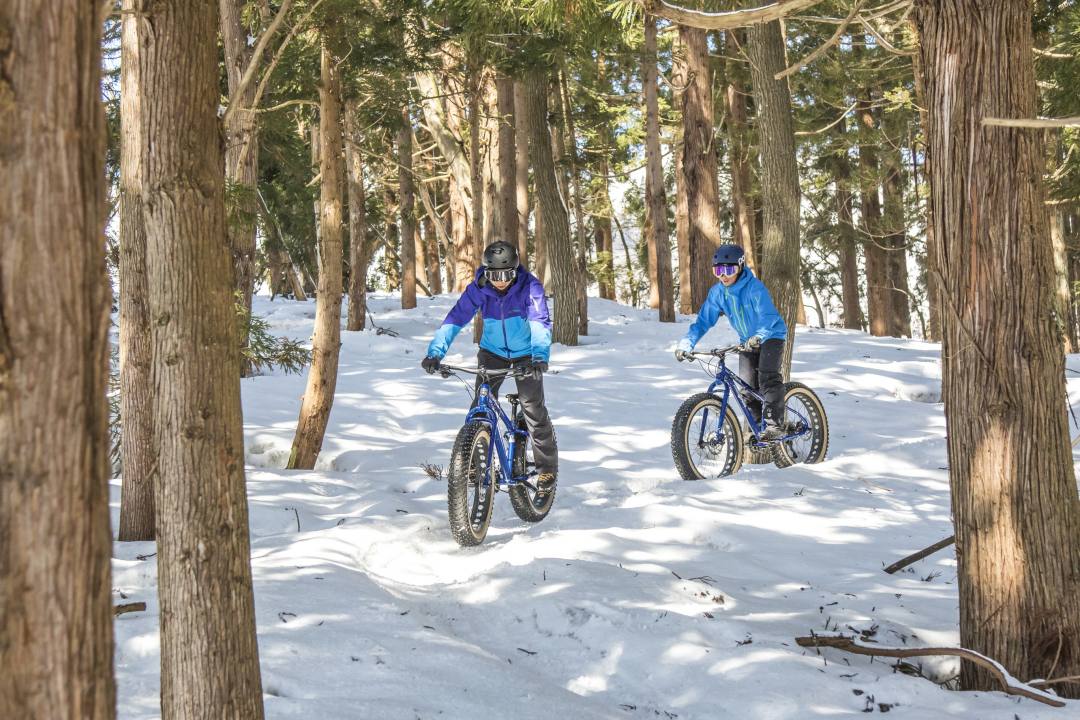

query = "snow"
[111, 292, 1076, 718]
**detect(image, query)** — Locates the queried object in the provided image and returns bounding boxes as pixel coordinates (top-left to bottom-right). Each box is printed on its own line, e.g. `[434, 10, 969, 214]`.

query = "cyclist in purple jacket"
[421, 241, 557, 498]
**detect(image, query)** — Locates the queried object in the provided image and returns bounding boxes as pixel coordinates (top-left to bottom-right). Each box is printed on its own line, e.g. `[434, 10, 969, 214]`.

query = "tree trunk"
[524, 66, 577, 346]
[672, 31, 693, 314]
[724, 28, 758, 271]
[423, 214, 442, 294]
[644, 14, 676, 323]
[469, 72, 485, 342]
[912, 46, 942, 342]
[834, 122, 864, 331]
[220, 0, 259, 376]
[558, 70, 590, 335]
[747, 20, 801, 376]
[514, 79, 531, 267]
[857, 93, 891, 337]
[345, 100, 369, 331]
[137, 3, 264, 716]
[399, 105, 417, 309]
[0, 2, 115, 717]
[1051, 211, 1075, 352]
[288, 45, 345, 471]
[679, 25, 722, 310]
[118, 0, 156, 541]
[497, 74, 517, 250]
[915, 0, 1080, 696]
[883, 112, 912, 337]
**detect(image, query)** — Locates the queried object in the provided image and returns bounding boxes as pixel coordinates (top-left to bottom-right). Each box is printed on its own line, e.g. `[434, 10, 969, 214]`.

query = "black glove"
[421, 356, 441, 375]
[530, 360, 548, 381]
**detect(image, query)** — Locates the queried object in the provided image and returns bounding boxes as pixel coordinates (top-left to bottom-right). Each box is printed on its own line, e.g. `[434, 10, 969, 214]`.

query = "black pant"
[473, 349, 558, 475]
[738, 338, 786, 424]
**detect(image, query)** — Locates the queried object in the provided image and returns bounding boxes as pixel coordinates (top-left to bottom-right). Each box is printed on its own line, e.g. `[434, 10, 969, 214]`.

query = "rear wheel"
[671, 393, 745, 480]
[508, 420, 553, 522]
[771, 382, 829, 468]
[447, 422, 495, 546]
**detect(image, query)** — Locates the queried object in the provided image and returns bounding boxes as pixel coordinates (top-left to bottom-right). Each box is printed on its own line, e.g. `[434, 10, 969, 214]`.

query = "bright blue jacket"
[680, 268, 787, 349]
[427, 266, 552, 362]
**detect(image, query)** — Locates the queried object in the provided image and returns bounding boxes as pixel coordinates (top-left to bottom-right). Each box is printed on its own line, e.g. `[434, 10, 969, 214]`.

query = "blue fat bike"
[671, 345, 829, 479]
[437, 364, 552, 546]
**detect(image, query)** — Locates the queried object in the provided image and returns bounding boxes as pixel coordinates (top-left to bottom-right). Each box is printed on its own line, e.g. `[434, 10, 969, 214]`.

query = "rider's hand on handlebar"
[675, 348, 693, 363]
[421, 356, 441, 375]
[744, 335, 762, 351]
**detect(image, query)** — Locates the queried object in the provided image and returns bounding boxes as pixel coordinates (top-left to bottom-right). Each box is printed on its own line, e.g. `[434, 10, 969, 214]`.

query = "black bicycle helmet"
[712, 244, 746, 267]
[483, 240, 519, 270]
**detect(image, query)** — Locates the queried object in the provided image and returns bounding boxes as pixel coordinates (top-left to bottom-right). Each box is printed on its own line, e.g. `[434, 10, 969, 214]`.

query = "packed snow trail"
[111, 293, 1075, 719]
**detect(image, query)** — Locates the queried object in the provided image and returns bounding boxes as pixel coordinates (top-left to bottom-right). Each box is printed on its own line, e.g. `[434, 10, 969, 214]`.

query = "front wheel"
[447, 422, 496, 546]
[508, 420, 553, 522]
[671, 393, 745, 480]
[771, 382, 829, 468]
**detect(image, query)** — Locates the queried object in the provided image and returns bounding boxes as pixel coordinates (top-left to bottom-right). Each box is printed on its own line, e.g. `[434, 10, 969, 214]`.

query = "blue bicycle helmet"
[712, 244, 745, 267]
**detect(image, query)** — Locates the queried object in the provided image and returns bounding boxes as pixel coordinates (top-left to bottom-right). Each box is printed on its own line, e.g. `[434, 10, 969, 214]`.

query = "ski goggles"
[484, 267, 517, 283]
[713, 263, 741, 278]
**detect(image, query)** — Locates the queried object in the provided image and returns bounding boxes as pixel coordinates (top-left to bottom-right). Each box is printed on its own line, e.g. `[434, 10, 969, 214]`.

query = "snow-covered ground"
[111, 292, 1077, 719]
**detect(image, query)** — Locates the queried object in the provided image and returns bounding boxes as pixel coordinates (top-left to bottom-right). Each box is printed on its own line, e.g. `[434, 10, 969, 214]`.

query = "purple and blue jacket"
[426, 266, 552, 362]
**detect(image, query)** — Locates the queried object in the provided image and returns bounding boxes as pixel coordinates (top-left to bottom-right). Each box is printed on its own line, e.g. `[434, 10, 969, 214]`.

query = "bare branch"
[983, 116, 1080, 129]
[795, 100, 857, 136]
[796, 635, 1067, 707]
[223, 0, 294, 124]
[776, 1, 863, 79]
[644, 0, 824, 31]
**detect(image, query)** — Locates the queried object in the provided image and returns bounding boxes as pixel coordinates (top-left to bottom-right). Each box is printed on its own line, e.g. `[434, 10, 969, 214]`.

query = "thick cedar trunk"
[747, 20, 800, 377]
[834, 125, 864, 331]
[857, 94, 891, 337]
[679, 25, 722, 310]
[513, 79, 531, 267]
[399, 105, 417, 309]
[138, 3, 264, 716]
[345, 100, 368, 331]
[288, 45, 344, 471]
[448, 173, 471, 290]
[1051, 211, 1075, 352]
[883, 112, 912, 337]
[916, 0, 1080, 695]
[423, 214, 442, 294]
[558, 71, 590, 335]
[118, 0, 156, 541]
[220, 0, 259, 376]
[724, 29, 758, 271]
[0, 2, 115, 717]
[497, 74, 517, 248]
[644, 15, 676, 323]
[671, 32, 692, 314]
[468, 73, 484, 342]
[524, 66, 578, 346]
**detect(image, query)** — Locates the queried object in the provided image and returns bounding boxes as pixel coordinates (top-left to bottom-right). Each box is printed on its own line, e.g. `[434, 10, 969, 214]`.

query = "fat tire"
[508, 420, 554, 522]
[447, 422, 495, 546]
[771, 382, 829, 468]
[671, 393, 745, 480]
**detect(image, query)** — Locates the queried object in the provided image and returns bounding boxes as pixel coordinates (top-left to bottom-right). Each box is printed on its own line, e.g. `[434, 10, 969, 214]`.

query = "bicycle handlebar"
[691, 344, 746, 357]
[437, 364, 530, 380]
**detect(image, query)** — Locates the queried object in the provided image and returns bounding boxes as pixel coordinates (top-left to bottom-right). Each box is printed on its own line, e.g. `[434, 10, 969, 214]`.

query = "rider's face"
[492, 279, 512, 292]
[719, 270, 739, 287]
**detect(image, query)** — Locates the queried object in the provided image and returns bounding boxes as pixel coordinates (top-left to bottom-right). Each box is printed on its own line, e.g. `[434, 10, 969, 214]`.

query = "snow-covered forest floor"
[111, 292, 1079, 719]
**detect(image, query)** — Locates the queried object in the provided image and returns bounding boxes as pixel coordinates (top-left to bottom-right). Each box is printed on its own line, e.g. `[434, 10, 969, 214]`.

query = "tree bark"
[882, 112, 912, 337]
[423, 214, 442, 294]
[514, 79, 531, 267]
[857, 92, 891, 337]
[220, 0, 260, 376]
[497, 74, 517, 249]
[724, 29, 758, 271]
[747, 20, 801, 377]
[345, 100, 368, 331]
[915, 0, 1080, 695]
[524, 66, 578, 346]
[0, 2, 116, 717]
[912, 46, 942, 342]
[679, 25, 722, 310]
[672, 31, 692, 314]
[118, 0, 156, 541]
[833, 122, 864, 331]
[557, 70, 590, 335]
[288, 44, 344, 471]
[448, 172, 471, 290]
[1051, 210, 1075, 352]
[399, 105, 417, 309]
[137, 3, 264, 716]
[644, 14, 676, 323]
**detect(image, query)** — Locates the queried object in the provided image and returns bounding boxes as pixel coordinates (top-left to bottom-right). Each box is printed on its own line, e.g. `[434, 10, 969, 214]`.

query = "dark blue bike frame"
[698, 351, 810, 448]
[460, 373, 531, 488]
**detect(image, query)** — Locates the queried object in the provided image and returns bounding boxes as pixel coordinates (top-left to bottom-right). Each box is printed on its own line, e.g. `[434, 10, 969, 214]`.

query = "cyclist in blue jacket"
[675, 244, 788, 439]
[421, 240, 557, 497]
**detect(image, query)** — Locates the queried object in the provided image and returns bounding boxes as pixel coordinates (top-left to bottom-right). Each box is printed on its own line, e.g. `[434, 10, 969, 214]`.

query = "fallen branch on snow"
[795, 634, 1066, 707]
[883, 535, 955, 574]
[114, 602, 146, 617]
